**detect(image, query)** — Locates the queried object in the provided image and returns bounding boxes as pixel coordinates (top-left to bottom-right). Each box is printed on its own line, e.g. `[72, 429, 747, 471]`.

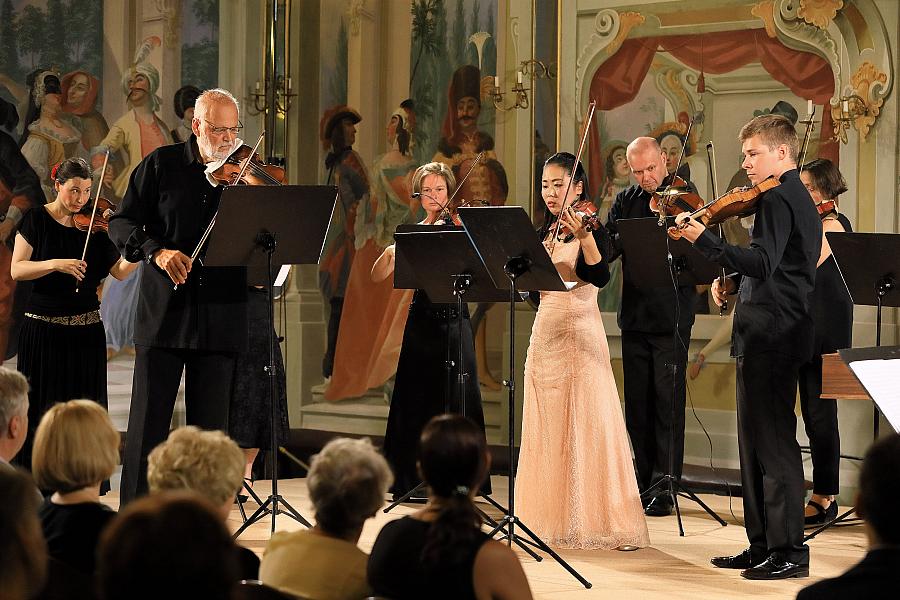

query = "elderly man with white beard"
[109, 88, 249, 503]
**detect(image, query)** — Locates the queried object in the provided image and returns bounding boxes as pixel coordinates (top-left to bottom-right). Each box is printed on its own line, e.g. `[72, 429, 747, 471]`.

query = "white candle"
[255, 81, 260, 91]
[842, 99, 850, 114]
[516, 70, 523, 84]
[807, 99, 813, 115]
[287, 77, 292, 90]
[494, 75, 500, 89]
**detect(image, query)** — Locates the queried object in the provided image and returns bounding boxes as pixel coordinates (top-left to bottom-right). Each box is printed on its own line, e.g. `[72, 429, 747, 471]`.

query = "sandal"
[235, 477, 254, 505]
[804, 499, 838, 526]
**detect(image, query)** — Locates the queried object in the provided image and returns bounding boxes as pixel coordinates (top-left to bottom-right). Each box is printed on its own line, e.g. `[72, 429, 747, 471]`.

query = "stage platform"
[99, 476, 865, 600]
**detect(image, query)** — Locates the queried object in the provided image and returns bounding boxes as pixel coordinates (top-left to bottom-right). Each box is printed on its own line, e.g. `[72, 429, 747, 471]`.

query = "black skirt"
[228, 288, 289, 449]
[383, 291, 490, 495]
[15, 315, 108, 487]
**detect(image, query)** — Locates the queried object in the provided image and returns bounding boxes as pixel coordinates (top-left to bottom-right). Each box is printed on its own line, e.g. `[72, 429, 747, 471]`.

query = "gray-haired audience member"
[0, 367, 29, 465]
[260, 437, 393, 600]
[797, 433, 900, 599]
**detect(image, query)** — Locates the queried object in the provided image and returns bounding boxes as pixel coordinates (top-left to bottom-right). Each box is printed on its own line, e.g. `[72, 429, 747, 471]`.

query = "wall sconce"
[492, 59, 555, 112]
[248, 75, 296, 116]
[831, 93, 870, 144]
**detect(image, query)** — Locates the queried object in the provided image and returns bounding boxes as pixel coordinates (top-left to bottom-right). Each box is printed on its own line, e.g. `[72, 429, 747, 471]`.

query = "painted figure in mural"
[0, 98, 43, 362]
[515, 152, 649, 550]
[318, 105, 369, 382]
[676, 114, 819, 580]
[432, 64, 508, 391]
[19, 70, 83, 201]
[326, 100, 419, 402]
[596, 140, 629, 313]
[94, 37, 173, 361]
[371, 162, 490, 500]
[171, 85, 202, 143]
[60, 71, 111, 156]
[109, 88, 249, 503]
[604, 137, 697, 518]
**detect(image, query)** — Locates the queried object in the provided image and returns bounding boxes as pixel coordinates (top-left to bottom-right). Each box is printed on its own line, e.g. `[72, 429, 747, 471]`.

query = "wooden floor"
[100, 476, 865, 600]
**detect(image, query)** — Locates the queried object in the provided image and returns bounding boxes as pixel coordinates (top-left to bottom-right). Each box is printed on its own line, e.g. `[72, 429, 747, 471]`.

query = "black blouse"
[39, 499, 116, 575]
[18, 206, 120, 316]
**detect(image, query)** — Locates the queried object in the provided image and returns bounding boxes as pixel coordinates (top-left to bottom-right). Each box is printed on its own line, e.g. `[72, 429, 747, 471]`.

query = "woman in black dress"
[10, 157, 137, 474]
[371, 162, 490, 499]
[799, 158, 853, 525]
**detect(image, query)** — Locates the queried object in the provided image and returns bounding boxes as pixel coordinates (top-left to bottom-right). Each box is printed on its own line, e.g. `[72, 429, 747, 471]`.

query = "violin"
[649, 174, 705, 217]
[815, 199, 836, 217]
[73, 197, 116, 233]
[555, 198, 602, 243]
[667, 177, 780, 239]
[433, 199, 490, 226]
[209, 143, 285, 186]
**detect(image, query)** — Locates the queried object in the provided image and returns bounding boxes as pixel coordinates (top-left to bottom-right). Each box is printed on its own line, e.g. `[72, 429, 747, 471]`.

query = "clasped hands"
[154, 249, 192, 285]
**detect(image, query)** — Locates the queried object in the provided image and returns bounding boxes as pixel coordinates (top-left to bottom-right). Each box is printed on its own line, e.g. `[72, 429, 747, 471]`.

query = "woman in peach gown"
[515, 152, 649, 550]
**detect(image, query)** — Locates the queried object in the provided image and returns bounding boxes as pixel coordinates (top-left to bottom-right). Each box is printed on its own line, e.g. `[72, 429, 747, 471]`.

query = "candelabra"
[831, 92, 870, 144]
[248, 74, 296, 116]
[491, 59, 555, 112]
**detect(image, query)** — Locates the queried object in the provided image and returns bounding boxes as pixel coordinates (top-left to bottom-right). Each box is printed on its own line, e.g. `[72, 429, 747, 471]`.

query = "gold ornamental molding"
[798, 0, 844, 30]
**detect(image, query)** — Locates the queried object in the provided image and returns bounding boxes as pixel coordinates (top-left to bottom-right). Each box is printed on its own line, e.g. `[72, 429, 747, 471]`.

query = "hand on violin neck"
[668, 211, 706, 243]
[153, 249, 192, 285]
[559, 207, 589, 241]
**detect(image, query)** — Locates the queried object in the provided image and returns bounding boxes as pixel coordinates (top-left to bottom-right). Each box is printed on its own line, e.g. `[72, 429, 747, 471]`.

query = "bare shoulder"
[473, 540, 533, 600]
[822, 217, 846, 233]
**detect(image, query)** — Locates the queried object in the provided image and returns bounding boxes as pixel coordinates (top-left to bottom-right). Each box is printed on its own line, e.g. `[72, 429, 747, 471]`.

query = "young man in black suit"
[674, 114, 821, 580]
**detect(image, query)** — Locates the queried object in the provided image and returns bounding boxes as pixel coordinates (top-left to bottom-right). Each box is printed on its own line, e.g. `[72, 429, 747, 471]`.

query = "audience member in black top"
[798, 158, 854, 527]
[147, 426, 259, 579]
[0, 468, 46, 600]
[604, 137, 697, 517]
[11, 157, 136, 475]
[676, 114, 821, 580]
[368, 414, 532, 600]
[108, 88, 248, 504]
[797, 434, 900, 599]
[97, 492, 240, 600]
[32, 400, 119, 576]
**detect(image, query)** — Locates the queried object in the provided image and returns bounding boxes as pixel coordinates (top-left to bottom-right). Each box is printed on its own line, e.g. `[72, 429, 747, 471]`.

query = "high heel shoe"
[804, 499, 838, 526]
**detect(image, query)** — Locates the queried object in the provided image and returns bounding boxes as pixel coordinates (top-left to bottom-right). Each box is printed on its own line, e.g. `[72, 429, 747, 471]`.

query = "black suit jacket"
[796, 547, 900, 599]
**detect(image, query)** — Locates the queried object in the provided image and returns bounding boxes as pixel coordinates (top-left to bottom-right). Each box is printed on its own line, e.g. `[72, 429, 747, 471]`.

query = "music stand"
[617, 217, 727, 535]
[204, 184, 337, 536]
[383, 227, 508, 510]
[458, 205, 591, 590]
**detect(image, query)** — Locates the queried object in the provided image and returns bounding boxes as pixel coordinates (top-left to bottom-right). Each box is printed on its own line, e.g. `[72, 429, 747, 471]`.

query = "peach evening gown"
[514, 234, 649, 550]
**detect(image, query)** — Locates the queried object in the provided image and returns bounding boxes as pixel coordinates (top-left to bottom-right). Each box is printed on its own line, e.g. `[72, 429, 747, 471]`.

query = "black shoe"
[741, 554, 809, 580]
[804, 499, 838, 526]
[710, 548, 764, 569]
[644, 495, 674, 517]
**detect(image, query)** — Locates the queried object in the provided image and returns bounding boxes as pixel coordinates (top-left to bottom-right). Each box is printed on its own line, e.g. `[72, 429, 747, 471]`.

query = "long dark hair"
[537, 151, 590, 240]
[418, 414, 488, 569]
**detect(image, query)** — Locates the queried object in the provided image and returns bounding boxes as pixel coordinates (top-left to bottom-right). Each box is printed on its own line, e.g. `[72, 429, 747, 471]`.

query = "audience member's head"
[0, 367, 29, 463]
[307, 437, 393, 540]
[0, 468, 46, 600]
[147, 426, 244, 518]
[97, 492, 239, 600]
[857, 433, 900, 547]
[417, 414, 490, 567]
[32, 400, 119, 494]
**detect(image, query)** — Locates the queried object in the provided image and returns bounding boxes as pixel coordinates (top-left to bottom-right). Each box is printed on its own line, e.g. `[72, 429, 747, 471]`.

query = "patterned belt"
[25, 310, 102, 326]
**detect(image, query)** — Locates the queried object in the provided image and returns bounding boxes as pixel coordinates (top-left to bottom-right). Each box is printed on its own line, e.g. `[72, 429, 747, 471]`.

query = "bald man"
[603, 137, 697, 517]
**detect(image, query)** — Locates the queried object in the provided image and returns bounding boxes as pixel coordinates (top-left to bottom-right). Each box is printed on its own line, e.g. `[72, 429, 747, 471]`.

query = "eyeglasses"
[203, 120, 243, 135]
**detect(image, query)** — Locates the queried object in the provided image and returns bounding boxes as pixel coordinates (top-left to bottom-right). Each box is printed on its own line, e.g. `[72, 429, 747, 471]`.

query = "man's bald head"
[626, 137, 668, 193]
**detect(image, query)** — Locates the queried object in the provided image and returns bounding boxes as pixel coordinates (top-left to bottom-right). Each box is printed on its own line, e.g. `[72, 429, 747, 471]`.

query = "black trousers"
[737, 353, 808, 564]
[120, 345, 235, 504]
[798, 353, 840, 495]
[621, 330, 687, 496]
[322, 297, 343, 378]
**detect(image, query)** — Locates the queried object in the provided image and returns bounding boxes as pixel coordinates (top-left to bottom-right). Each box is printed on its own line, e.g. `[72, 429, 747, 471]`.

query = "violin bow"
[548, 99, 596, 257]
[75, 149, 110, 293]
[431, 151, 484, 224]
[706, 141, 728, 316]
[797, 104, 817, 175]
[174, 132, 265, 291]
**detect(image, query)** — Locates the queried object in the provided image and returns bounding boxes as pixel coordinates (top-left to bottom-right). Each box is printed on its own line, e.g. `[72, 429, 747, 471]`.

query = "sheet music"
[274, 265, 291, 287]
[848, 359, 900, 432]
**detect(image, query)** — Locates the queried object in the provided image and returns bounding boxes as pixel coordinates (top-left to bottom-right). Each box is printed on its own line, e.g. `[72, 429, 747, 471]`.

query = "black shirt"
[39, 499, 116, 575]
[604, 179, 697, 334]
[18, 206, 120, 316]
[368, 516, 489, 600]
[693, 169, 821, 359]
[108, 135, 247, 351]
